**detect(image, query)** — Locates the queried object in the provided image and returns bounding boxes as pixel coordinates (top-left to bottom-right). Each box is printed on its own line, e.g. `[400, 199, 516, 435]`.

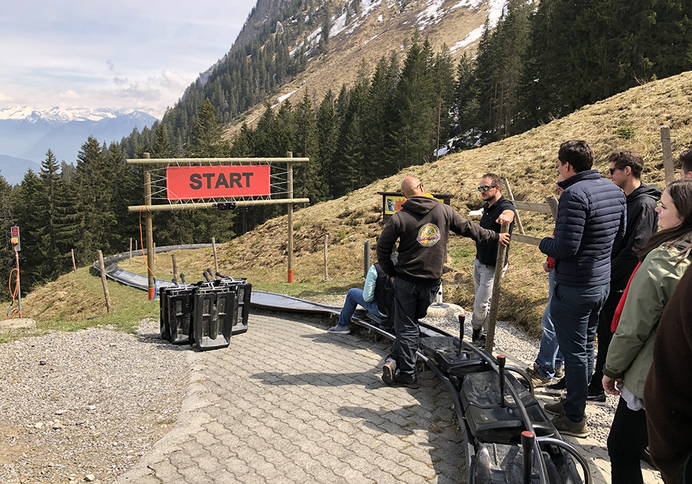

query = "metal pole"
[363, 240, 371, 277]
[287, 151, 295, 283]
[97, 250, 112, 313]
[143, 152, 156, 300]
[323, 234, 329, 281]
[660, 126, 675, 184]
[485, 222, 510, 353]
[212, 237, 219, 274]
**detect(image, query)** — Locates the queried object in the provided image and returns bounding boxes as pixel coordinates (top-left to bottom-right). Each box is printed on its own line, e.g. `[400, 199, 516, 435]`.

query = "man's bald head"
[401, 176, 424, 198]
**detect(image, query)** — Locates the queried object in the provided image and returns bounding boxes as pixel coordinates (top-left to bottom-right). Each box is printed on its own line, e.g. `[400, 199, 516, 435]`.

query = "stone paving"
[117, 313, 466, 483]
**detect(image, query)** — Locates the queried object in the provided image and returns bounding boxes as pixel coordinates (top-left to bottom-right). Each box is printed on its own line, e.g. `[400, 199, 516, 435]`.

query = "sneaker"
[328, 324, 350, 334]
[546, 377, 566, 391]
[555, 366, 564, 379]
[472, 329, 486, 347]
[525, 366, 552, 387]
[382, 360, 397, 386]
[392, 373, 420, 389]
[586, 387, 606, 403]
[552, 413, 590, 438]
[544, 399, 565, 416]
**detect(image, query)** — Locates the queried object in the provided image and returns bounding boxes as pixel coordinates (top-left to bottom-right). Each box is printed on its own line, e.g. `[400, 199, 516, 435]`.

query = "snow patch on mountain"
[451, 0, 507, 51]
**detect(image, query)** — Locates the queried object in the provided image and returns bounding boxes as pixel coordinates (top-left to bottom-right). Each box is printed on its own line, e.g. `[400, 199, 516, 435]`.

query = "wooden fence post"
[97, 250, 112, 313]
[71, 249, 77, 271]
[171, 254, 178, 283]
[287, 151, 295, 283]
[661, 126, 675, 184]
[129, 237, 133, 259]
[211, 237, 219, 275]
[323, 234, 329, 281]
[485, 222, 510, 354]
[363, 240, 371, 277]
[545, 196, 559, 220]
[501, 177, 525, 235]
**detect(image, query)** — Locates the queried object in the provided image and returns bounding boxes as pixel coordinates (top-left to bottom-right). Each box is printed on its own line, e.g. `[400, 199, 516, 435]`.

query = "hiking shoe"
[472, 329, 486, 347]
[382, 360, 397, 386]
[546, 377, 566, 391]
[525, 366, 552, 387]
[544, 399, 565, 416]
[552, 413, 590, 438]
[555, 366, 564, 379]
[328, 324, 350, 334]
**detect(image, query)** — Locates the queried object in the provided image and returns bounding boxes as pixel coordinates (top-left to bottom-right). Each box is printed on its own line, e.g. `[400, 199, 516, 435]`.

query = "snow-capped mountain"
[0, 105, 155, 124]
[0, 106, 157, 182]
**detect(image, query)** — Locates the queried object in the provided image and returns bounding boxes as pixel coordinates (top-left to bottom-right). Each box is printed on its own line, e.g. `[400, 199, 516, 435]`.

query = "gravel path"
[0, 319, 189, 483]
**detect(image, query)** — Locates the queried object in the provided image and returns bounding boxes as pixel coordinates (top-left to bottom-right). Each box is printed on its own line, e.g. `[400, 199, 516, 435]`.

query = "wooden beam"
[501, 177, 525, 235]
[513, 200, 553, 214]
[512, 234, 543, 246]
[126, 157, 310, 165]
[127, 198, 310, 212]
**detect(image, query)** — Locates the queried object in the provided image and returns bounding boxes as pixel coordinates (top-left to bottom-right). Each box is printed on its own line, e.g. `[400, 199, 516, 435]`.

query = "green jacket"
[604, 241, 692, 399]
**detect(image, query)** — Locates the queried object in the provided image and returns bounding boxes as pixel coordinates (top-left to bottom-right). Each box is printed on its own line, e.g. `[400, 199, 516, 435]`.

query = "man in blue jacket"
[539, 140, 626, 437]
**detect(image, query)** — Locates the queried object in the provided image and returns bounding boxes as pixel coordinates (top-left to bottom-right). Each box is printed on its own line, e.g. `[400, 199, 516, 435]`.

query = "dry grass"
[19, 72, 692, 331]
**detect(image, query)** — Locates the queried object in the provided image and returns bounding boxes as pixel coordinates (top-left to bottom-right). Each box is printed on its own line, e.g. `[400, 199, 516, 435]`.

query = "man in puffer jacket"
[539, 140, 626, 437]
[377, 176, 510, 387]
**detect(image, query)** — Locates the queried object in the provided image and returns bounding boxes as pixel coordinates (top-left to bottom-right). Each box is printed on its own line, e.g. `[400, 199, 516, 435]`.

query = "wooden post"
[129, 237, 133, 258]
[171, 254, 178, 283]
[135, 239, 138, 252]
[97, 250, 112, 313]
[661, 126, 675, 184]
[211, 237, 219, 275]
[323, 234, 329, 281]
[71, 249, 77, 271]
[363, 240, 371, 277]
[143, 152, 156, 300]
[287, 151, 295, 283]
[501, 177, 525, 235]
[485, 222, 510, 354]
[545, 196, 559, 220]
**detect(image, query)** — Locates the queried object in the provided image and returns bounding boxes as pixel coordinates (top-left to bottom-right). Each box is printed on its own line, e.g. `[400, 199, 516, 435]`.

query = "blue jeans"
[534, 270, 564, 378]
[550, 282, 609, 422]
[338, 288, 381, 326]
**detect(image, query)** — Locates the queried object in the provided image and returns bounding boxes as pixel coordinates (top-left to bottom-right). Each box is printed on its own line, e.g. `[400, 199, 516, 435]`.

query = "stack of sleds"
[159, 269, 251, 351]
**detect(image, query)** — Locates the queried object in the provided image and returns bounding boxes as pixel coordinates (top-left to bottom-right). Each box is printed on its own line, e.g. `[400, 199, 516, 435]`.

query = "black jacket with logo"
[376, 196, 498, 281]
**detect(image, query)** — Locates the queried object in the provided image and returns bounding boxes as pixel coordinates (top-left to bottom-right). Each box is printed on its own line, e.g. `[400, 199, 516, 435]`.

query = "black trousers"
[608, 397, 648, 484]
[590, 288, 623, 391]
[390, 277, 439, 378]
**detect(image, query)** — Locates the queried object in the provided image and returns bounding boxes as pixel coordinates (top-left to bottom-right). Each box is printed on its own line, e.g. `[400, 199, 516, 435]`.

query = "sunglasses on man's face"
[477, 185, 496, 192]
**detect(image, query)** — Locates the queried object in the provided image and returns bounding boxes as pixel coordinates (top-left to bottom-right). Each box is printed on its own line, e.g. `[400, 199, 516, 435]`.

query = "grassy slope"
[15, 71, 692, 337]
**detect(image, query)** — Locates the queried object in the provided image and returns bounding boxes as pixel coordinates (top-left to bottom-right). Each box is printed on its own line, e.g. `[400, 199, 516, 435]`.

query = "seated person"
[329, 263, 392, 334]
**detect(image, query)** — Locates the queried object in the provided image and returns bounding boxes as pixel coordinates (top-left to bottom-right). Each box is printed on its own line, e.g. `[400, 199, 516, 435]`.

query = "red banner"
[166, 165, 271, 200]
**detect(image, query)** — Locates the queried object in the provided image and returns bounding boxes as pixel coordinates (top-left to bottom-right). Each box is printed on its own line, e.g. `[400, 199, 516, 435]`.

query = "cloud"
[59, 90, 80, 98]
[0, 93, 12, 102]
[113, 76, 128, 85]
[106, 59, 115, 72]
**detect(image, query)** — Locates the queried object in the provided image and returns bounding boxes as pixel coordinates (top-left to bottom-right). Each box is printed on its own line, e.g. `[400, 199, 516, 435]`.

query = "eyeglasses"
[477, 185, 497, 192]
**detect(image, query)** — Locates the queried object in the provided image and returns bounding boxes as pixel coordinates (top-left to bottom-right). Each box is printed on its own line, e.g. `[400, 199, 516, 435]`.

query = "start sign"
[166, 165, 271, 200]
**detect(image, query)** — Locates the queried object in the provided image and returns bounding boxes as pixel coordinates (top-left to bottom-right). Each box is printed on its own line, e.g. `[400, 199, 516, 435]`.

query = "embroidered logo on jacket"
[417, 223, 441, 247]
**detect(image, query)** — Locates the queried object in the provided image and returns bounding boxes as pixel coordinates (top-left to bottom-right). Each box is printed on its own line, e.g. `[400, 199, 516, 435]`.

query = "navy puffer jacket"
[539, 170, 626, 286]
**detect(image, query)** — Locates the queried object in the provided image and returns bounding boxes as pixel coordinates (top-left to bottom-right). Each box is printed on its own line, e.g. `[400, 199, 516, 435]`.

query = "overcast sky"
[0, 0, 257, 118]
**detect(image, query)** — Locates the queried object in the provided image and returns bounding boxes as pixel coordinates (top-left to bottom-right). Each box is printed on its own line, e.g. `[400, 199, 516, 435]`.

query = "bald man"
[377, 176, 510, 386]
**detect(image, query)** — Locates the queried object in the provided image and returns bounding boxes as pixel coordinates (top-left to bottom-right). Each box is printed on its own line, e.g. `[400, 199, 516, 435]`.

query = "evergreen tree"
[293, 91, 328, 202]
[189, 100, 227, 157]
[316, 90, 339, 195]
[13, 170, 43, 287]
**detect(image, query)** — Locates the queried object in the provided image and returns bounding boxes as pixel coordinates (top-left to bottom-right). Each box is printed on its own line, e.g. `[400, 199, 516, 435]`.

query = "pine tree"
[189, 100, 227, 157]
[293, 91, 328, 202]
[316, 90, 339, 196]
[13, 170, 43, 287]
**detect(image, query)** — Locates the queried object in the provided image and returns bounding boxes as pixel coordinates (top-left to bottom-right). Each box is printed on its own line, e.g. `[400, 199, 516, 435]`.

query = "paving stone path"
[117, 313, 466, 483]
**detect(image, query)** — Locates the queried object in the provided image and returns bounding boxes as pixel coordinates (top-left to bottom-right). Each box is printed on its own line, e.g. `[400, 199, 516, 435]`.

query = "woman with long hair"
[603, 179, 692, 484]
